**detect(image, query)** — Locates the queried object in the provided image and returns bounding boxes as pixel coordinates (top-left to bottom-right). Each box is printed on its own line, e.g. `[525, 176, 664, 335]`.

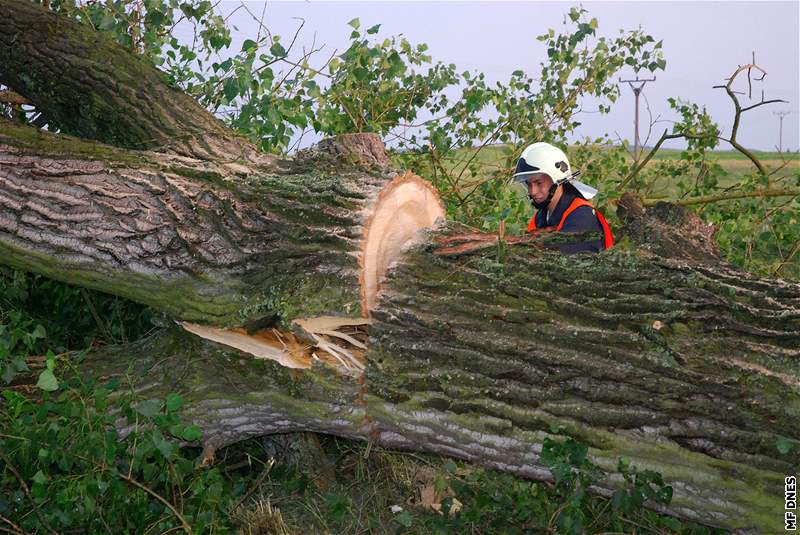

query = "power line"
[619, 76, 656, 161]
[773, 111, 791, 152]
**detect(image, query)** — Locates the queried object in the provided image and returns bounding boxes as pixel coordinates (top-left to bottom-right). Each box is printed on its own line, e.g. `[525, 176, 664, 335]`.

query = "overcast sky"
[215, 1, 800, 151]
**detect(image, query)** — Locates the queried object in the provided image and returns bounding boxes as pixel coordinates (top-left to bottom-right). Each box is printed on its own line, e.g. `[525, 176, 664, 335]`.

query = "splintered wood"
[293, 316, 370, 372]
[179, 317, 370, 373]
[180, 172, 443, 372]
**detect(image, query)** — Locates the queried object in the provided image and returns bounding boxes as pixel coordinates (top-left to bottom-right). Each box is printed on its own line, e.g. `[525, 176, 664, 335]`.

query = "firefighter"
[513, 142, 613, 254]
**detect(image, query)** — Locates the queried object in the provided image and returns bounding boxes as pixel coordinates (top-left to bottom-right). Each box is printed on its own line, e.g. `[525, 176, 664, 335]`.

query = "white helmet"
[512, 142, 598, 200]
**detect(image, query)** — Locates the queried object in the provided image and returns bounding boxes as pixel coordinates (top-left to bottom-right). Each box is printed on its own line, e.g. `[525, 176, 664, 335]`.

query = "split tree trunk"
[1, 2, 798, 532]
[81, 210, 799, 532]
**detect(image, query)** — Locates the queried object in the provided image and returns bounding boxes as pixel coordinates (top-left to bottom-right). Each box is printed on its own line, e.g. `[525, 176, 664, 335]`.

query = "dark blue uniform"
[534, 186, 604, 254]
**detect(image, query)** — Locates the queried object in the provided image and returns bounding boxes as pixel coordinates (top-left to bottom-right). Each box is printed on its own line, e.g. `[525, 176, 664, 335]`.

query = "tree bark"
[0, 120, 427, 326]
[0, 0, 262, 162]
[82, 227, 799, 532]
[0, 2, 798, 532]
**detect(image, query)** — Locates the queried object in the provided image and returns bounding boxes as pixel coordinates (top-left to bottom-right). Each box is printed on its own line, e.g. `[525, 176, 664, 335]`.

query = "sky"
[213, 1, 800, 152]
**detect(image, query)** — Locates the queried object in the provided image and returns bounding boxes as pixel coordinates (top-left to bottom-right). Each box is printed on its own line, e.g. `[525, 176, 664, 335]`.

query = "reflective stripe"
[526, 198, 614, 249]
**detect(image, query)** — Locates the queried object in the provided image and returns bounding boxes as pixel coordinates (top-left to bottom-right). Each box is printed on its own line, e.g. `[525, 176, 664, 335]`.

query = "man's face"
[526, 173, 554, 205]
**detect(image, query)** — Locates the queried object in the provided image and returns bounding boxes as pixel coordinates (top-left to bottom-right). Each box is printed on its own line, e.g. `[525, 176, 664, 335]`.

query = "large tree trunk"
[81, 214, 798, 532]
[0, 120, 441, 328]
[1, 2, 797, 532]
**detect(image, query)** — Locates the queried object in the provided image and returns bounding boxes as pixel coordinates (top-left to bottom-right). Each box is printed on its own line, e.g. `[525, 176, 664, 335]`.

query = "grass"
[218, 434, 725, 535]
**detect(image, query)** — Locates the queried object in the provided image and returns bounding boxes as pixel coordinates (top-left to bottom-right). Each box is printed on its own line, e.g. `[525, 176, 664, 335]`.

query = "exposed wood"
[179, 316, 373, 371]
[360, 172, 445, 312]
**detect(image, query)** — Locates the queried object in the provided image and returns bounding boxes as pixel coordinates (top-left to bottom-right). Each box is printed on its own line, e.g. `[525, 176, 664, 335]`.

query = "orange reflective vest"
[527, 197, 614, 250]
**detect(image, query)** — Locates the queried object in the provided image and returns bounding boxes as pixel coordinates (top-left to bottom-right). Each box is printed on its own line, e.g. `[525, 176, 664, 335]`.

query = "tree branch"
[618, 129, 683, 190]
[0, 0, 261, 162]
[713, 55, 783, 176]
[642, 187, 800, 207]
[773, 238, 800, 276]
[741, 98, 787, 113]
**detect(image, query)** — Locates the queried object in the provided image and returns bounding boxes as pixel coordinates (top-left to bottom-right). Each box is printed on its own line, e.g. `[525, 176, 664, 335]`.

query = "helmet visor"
[511, 156, 541, 183]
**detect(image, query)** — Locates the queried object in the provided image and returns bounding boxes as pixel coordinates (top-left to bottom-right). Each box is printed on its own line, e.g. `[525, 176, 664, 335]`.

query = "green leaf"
[366, 24, 381, 35]
[32, 470, 47, 485]
[99, 14, 116, 31]
[656, 485, 673, 504]
[611, 489, 627, 509]
[660, 517, 682, 531]
[218, 58, 233, 72]
[776, 437, 795, 455]
[347, 17, 360, 30]
[84, 495, 96, 514]
[325, 492, 351, 521]
[2, 364, 16, 384]
[152, 430, 175, 459]
[395, 510, 413, 527]
[353, 67, 369, 81]
[165, 393, 185, 412]
[31, 324, 46, 339]
[223, 78, 239, 101]
[36, 369, 59, 392]
[241, 39, 258, 52]
[31, 482, 47, 500]
[443, 459, 457, 474]
[136, 399, 161, 418]
[181, 425, 203, 441]
[269, 42, 286, 57]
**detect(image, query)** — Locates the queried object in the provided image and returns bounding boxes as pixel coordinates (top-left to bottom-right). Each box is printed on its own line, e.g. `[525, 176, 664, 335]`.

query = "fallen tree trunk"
[1, 2, 798, 532]
[0, 121, 442, 329]
[81, 211, 798, 532]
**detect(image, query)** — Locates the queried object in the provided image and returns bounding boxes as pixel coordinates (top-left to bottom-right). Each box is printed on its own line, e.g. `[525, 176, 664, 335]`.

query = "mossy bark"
[0, 0, 259, 162]
[81, 229, 799, 532]
[0, 121, 399, 327]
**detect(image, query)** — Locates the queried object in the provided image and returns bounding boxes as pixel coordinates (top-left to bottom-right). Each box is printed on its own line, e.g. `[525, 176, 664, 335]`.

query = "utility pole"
[620, 76, 656, 162]
[773, 111, 790, 152]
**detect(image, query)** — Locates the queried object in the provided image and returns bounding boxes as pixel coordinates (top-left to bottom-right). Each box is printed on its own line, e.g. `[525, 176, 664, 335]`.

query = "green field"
[412, 144, 799, 196]
[648, 148, 800, 161]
